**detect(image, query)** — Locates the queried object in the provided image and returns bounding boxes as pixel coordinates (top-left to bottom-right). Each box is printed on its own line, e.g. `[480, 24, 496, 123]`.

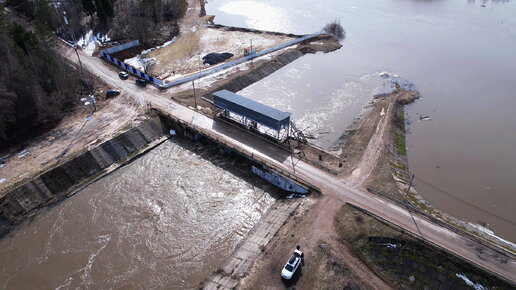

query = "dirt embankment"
[334, 204, 514, 289]
[338, 85, 516, 253]
[240, 198, 514, 289]
[337, 87, 420, 195]
[239, 196, 390, 290]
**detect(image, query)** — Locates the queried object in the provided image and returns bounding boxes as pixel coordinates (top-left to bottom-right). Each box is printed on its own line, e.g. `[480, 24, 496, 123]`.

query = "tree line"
[0, 3, 84, 149]
[0, 0, 187, 149]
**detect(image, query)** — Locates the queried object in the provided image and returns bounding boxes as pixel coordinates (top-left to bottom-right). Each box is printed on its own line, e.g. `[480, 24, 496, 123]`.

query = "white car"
[281, 249, 303, 279]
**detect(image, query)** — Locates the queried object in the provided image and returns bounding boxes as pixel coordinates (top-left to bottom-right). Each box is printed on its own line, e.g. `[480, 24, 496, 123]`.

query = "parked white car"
[281, 248, 303, 279]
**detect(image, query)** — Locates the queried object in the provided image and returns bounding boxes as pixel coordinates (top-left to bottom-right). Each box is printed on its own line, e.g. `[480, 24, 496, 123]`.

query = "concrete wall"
[0, 118, 167, 228]
[204, 49, 304, 95]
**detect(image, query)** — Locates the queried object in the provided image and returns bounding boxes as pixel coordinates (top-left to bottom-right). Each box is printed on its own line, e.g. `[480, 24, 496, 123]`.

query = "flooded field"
[207, 0, 516, 242]
[0, 139, 276, 289]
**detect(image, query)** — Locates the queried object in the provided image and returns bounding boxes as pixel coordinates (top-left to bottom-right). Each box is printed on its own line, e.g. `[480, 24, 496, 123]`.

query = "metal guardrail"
[100, 40, 164, 86]
[367, 187, 516, 259]
[100, 40, 139, 55]
[159, 110, 321, 193]
[162, 31, 324, 88]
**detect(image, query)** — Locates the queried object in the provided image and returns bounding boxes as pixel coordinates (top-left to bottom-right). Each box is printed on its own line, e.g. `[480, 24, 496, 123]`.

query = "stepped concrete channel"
[0, 114, 313, 229]
[0, 113, 309, 288]
[0, 118, 168, 231]
[203, 199, 302, 290]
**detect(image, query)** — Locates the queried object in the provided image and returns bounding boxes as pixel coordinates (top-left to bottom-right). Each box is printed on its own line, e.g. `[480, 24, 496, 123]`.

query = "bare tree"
[323, 19, 346, 41]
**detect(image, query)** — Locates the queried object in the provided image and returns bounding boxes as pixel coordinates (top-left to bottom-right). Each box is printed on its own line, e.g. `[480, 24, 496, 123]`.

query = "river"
[0, 139, 277, 289]
[206, 0, 516, 242]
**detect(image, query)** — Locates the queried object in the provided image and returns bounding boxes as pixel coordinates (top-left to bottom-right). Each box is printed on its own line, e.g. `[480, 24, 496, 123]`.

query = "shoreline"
[0, 0, 514, 287]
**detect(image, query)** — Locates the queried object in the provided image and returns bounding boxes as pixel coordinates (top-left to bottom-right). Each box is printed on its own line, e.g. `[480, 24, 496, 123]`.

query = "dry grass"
[148, 27, 294, 79]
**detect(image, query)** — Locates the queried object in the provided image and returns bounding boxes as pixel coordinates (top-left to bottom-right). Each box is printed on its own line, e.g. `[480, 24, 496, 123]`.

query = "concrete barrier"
[0, 118, 167, 226]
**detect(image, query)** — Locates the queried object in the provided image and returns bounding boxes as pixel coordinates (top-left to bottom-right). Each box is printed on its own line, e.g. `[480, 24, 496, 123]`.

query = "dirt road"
[57, 40, 516, 284]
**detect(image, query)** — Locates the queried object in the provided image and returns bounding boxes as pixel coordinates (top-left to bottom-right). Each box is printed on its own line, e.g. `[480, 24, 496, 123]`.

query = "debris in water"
[418, 114, 431, 122]
[169, 129, 177, 136]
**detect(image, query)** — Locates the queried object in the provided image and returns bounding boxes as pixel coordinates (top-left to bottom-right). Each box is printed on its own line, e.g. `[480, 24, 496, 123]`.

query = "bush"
[323, 19, 346, 41]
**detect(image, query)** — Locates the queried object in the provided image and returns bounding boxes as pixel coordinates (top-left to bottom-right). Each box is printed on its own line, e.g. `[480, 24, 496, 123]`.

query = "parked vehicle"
[281, 248, 303, 279]
[119, 72, 129, 80]
[135, 79, 147, 87]
[106, 89, 120, 98]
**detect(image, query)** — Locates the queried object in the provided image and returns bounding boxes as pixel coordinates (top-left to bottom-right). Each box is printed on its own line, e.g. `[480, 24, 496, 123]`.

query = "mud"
[335, 204, 515, 289]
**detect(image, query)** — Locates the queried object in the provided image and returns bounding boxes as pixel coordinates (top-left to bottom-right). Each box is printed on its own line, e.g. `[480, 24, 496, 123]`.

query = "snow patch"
[456, 273, 486, 290]
[76, 30, 110, 56]
[469, 223, 516, 248]
[124, 56, 157, 71]
[141, 37, 176, 55]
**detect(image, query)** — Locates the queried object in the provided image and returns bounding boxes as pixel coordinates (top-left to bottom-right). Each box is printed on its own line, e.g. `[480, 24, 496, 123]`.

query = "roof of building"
[213, 90, 291, 130]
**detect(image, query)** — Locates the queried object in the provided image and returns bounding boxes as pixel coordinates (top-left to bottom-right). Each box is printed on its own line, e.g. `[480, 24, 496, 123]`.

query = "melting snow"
[76, 30, 110, 56]
[141, 37, 176, 55]
[469, 223, 516, 248]
[124, 56, 157, 71]
[456, 273, 486, 290]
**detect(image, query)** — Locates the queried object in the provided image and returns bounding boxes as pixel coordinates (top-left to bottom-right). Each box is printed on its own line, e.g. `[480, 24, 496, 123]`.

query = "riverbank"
[238, 197, 514, 289]
[1, 0, 515, 287]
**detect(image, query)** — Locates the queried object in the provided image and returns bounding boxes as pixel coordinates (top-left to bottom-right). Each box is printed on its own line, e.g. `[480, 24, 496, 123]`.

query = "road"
[59, 44, 516, 284]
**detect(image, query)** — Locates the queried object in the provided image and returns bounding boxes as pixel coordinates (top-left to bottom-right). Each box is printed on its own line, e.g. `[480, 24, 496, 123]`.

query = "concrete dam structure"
[0, 113, 316, 235]
[0, 118, 168, 232]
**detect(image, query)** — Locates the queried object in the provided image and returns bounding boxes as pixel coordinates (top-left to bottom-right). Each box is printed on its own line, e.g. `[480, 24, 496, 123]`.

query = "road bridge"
[58, 43, 516, 284]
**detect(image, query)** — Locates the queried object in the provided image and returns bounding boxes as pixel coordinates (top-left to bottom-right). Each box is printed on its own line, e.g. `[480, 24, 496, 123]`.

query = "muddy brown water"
[0, 139, 277, 288]
[207, 0, 516, 242]
[0, 1, 515, 288]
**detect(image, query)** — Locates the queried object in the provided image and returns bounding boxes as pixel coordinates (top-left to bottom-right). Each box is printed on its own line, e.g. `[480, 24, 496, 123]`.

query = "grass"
[393, 130, 406, 156]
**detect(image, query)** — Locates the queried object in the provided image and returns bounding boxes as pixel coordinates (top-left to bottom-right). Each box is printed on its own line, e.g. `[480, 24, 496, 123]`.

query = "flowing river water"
[0, 1, 515, 288]
[0, 139, 277, 288]
[207, 0, 516, 242]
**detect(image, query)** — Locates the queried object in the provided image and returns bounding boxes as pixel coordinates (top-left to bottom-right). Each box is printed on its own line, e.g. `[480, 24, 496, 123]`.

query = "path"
[59, 40, 516, 284]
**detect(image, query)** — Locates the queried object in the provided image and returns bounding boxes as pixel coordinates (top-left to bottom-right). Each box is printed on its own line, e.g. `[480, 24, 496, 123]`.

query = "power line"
[413, 176, 516, 226]
[403, 173, 425, 240]
[51, 2, 94, 101]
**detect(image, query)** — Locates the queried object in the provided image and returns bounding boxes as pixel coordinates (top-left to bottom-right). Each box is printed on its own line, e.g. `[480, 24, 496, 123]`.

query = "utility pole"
[192, 80, 197, 110]
[403, 173, 425, 240]
[193, 55, 202, 111]
[60, 9, 95, 115]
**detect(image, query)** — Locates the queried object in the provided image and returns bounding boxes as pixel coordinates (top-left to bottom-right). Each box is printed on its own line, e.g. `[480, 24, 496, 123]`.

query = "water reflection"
[207, 0, 516, 242]
[0, 138, 277, 289]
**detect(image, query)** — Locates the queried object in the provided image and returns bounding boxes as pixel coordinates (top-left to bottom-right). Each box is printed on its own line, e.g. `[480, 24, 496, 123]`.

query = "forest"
[0, 0, 187, 150]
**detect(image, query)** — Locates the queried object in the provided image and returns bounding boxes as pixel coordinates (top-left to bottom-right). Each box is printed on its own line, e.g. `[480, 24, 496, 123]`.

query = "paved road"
[60, 44, 516, 284]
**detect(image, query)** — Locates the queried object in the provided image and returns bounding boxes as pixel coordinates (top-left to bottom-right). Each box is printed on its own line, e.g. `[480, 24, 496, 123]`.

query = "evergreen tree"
[81, 0, 96, 15]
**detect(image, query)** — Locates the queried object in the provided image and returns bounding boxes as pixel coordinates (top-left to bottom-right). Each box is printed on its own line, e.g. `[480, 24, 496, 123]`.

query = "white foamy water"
[239, 70, 405, 149]
[208, 0, 516, 242]
[0, 139, 276, 289]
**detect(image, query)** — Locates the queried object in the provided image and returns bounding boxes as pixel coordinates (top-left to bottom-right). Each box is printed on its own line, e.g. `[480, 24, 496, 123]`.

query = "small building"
[213, 90, 291, 141]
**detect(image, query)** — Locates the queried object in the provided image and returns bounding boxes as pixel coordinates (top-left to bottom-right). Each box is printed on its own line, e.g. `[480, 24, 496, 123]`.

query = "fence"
[100, 40, 164, 87]
[162, 31, 324, 88]
[100, 31, 324, 89]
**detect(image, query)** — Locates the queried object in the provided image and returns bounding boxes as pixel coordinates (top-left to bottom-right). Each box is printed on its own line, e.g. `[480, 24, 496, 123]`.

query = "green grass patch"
[393, 130, 406, 156]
